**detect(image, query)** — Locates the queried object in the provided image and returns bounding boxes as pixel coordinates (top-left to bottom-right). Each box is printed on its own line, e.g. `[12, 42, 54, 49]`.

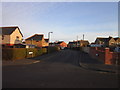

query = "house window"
[111, 42, 115, 45]
[16, 36, 19, 40]
[2, 35, 4, 40]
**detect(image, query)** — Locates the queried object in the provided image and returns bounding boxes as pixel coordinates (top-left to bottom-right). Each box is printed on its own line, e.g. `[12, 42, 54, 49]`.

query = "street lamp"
[48, 32, 53, 43]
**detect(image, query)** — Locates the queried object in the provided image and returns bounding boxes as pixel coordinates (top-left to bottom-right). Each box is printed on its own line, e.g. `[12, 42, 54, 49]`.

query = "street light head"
[48, 32, 53, 34]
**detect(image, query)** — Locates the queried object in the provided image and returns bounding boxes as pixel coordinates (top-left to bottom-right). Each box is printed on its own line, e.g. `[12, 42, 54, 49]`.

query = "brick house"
[114, 37, 120, 45]
[95, 36, 116, 47]
[44, 39, 49, 47]
[68, 40, 89, 48]
[1, 26, 23, 46]
[25, 34, 48, 47]
[55, 41, 67, 48]
[68, 41, 76, 48]
[78, 40, 89, 47]
[50, 41, 67, 49]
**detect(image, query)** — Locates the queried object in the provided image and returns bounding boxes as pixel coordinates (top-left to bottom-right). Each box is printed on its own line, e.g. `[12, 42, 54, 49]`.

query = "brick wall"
[89, 47, 105, 63]
[105, 49, 120, 65]
[88, 47, 119, 65]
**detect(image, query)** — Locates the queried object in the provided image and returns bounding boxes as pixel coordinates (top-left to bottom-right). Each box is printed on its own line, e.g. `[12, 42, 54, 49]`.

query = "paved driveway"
[2, 49, 118, 88]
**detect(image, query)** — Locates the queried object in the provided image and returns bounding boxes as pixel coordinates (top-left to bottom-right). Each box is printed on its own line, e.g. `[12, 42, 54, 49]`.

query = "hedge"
[2, 48, 26, 60]
[2, 46, 59, 61]
[2, 48, 47, 61]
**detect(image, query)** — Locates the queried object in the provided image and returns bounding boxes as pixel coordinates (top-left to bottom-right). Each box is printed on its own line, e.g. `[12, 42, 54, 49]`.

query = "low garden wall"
[82, 47, 120, 65]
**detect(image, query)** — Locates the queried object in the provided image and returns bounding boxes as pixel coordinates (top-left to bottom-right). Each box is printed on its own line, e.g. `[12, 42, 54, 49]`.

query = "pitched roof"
[55, 41, 64, 44]
[25, 34, 43, 41]
[0, 26, 23, 37]
[114, 37, 119, 41]
[96, 37, 112, 42]
[68, 41, 77, 44]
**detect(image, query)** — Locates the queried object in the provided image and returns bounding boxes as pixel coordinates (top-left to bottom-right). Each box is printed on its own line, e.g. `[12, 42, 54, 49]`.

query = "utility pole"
[77, 36, 78, 47]
[83, 34, 84, 40]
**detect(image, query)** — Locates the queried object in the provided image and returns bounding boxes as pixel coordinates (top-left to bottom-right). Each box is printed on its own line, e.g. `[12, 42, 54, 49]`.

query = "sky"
[1, 2, 118, 43]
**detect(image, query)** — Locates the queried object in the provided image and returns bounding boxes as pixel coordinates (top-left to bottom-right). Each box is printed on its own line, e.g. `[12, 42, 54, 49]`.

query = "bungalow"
[25, 34, 48, 47]
[1, 26, 23, 46]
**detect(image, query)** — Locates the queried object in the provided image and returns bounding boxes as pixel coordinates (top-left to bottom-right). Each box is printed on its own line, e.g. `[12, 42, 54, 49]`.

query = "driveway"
[2, 49, 119, 88]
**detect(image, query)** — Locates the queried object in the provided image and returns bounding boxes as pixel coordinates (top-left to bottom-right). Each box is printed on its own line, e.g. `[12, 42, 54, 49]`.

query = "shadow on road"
[29, 49, 103, 67]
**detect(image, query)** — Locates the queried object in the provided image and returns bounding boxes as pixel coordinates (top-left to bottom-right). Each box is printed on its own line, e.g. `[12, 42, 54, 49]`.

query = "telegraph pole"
[83, 34, 84, 40]
[77, 36, 78, 47]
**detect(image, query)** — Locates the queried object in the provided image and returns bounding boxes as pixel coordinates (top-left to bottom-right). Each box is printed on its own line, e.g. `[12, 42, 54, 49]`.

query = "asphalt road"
[2, 49, 119, 88]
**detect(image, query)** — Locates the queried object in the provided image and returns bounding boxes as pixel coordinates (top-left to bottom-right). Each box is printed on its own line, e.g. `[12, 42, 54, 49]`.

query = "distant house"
[1, 26, 23, 46]
[78, 40, 89, 47]
[55, 41, 67, 49]
[95, 36, 116, 47]
[114, 37, 120, 45]
[68, 40, 89, 48]
[68, 41, 77, 48]
[25, 34, 48, 47]
[49, 41, 67, 49]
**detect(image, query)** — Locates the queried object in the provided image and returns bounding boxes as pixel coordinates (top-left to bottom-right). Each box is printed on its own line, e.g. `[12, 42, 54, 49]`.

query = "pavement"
[80, 63, 119, 73]
[2, 59, 41, 66]
[78, 51, 120, 74]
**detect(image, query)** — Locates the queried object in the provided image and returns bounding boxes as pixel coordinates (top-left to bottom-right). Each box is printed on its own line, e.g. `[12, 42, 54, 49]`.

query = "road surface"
[2, 49, 119, 88]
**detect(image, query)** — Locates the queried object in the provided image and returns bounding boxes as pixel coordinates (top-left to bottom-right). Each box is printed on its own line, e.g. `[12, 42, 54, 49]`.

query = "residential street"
[2, 49, 119, 88]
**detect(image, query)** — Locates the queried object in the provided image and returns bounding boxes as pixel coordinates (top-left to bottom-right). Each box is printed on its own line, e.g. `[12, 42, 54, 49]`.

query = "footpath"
[79, 51, 120, 74]
[2, 58, 40, 66]
[80, 62, 119, 73]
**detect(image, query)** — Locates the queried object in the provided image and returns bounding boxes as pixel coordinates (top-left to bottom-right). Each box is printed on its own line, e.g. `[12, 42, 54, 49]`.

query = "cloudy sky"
[1, 1, 118, 43]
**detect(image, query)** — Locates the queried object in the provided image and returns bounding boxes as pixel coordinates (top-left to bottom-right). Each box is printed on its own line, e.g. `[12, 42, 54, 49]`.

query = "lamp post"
[48, 32, 53, 43]
[48, 32, 53, 53]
